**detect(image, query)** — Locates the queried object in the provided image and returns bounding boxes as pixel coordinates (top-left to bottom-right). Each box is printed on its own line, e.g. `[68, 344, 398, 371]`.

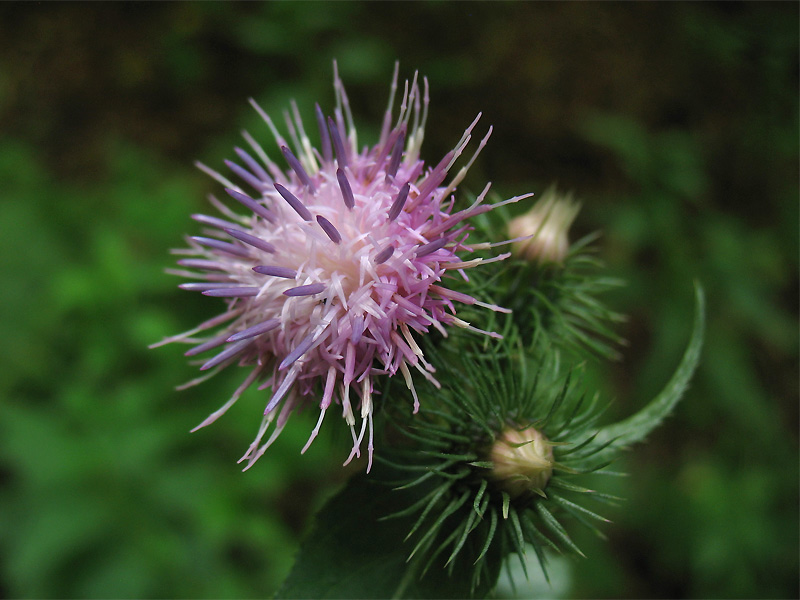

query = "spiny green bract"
[469, 195, 627, 361]
[377, 331, 621, 591]
[374, 281, 704, 595]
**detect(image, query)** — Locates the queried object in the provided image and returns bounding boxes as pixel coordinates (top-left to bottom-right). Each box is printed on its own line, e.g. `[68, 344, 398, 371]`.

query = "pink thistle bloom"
[154, 64, 531, 471]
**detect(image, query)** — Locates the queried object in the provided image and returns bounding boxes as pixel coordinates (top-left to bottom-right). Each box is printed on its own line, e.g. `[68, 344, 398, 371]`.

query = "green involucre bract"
[377, 283, 703, 591]
[378, 333, 619, 590]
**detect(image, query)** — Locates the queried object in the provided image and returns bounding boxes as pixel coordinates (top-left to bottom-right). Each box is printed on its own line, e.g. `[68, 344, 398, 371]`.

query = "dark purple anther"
[416, 238, 448, 257]
[413, 150, 453, 206]
[373, 244, 394, 265]
[227, 318, 280, 342]
[177, 259, 227, 271]
[283, 283, 326, 297]
[252, 265, 297, 278]
[387, 183, 410, 222]
[224, 188, 276, 223]
[179, 283, 238, 292]
[185, 333, 229, 357]
[327, 116, 348, 169]
[279, 333, 316, 370]
[315, 104, 333, 163]
[234, 147, 272, 185]
[200, 339, 252, 371]
[225, 159, 268, 192]
[336, 168, 355, 210]
[281, 146, 316, 193]
[192, 213, 239, 231]
[385, 130, 405, 181]
[190, 236, 251, 258]
[274, 183, 313, 222]
[316, 215, 342, 244]
[202, 287, 261, 297]
[224, 229, 276, 254]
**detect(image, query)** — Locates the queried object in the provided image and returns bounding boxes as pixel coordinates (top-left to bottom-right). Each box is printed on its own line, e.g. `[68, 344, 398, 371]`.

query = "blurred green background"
[0, 2, 797, 598]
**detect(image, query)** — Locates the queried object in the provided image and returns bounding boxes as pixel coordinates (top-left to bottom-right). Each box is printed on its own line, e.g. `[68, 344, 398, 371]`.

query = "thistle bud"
[489, 426, 554, 498]
[508, 188, 580, 264]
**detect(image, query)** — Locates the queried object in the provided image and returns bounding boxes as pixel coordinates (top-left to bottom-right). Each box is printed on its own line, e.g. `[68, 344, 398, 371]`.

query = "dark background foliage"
[0, 2, 796, 598]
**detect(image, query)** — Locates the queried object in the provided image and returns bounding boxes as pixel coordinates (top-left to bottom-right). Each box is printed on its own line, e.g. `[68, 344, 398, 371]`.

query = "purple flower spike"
[190, 236, 251, 258]
[185, 333, 229, 357]
[416, 238, 448, 258]
[224, 229, 276, 254]
[336, 168, 355, 210]
[316, 215, 342, 244]
[283, 283, 325, 297]
[234, 147, 273, 185]
[274, 183, 313, 222]
[387, 182, 410, 222]
[180, 282, 240, 292]
[279, 333, 317, 370]
[177, 258, 227, 271]
[202, 287, 260, 298]
[226, 159, 268, 192]
[192, 213, 239, 231]
[253, 265, 297, 278]
[373, 244, 394, 265]
[225, 188, 275, 222]
[227, 318, 280, 342]
[161, 65, 515, 471]
[200, 339, 252, 371]
[385, 130, 405, 181]
[281, 146, 316, 193]
[315, 103, 333, 163]
[327, 116, 348, 169]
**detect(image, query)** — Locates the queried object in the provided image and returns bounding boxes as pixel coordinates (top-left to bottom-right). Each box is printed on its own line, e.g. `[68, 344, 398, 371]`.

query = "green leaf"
[591, 283, 706, 463]
[276, 465, 501, 599]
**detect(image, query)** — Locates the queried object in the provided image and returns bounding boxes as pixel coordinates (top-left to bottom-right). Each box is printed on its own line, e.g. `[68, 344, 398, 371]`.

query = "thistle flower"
[154, 64, 529, 471]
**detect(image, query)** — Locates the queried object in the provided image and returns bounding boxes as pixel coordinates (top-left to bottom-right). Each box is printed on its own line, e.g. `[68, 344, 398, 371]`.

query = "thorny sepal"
[376, 334, 613, 594]
[371, 284, 703, 595]
[512, 233, 627, 360]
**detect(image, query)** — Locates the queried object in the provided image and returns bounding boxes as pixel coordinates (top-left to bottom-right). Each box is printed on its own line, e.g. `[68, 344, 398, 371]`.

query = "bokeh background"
[0, 2, 797, 598]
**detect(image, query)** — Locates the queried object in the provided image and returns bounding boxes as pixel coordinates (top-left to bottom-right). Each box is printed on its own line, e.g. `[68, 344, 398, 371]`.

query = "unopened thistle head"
[489, 425, 554, 498]
[508, 187, 580, 264]
[154, 64, 529, 471]
[381, 337, 615, 588]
